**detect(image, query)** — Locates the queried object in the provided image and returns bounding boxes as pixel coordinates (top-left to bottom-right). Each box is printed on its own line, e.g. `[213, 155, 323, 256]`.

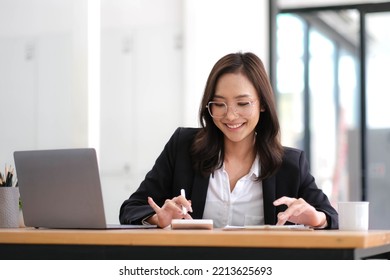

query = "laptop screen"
[14, 148, 108, 229]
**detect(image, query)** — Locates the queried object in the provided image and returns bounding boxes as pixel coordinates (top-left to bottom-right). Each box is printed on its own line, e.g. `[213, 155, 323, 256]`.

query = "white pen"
[180, 189, 187, 215]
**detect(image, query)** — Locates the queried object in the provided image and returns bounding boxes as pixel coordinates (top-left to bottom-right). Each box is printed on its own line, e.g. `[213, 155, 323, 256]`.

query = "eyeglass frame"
[206, 100, 258, 119]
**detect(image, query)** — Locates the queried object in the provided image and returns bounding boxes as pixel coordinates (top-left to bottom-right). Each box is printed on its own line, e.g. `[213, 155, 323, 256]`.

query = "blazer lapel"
[263, 175, 277, 225]
[190, 173, 210, 219]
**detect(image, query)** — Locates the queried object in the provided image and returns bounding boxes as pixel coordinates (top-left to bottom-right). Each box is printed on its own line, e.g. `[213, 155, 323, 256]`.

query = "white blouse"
[202, 156, 264, 228]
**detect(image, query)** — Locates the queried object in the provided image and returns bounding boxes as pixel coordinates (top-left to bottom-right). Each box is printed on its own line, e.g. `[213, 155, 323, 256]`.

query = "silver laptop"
[13, 148, 156, 229]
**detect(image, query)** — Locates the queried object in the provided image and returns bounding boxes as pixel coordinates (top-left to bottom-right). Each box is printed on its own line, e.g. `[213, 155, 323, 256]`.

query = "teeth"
[226, 123, 243, 129]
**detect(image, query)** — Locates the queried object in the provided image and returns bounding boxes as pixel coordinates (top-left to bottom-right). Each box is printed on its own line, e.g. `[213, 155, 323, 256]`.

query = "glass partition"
[365, 11, 390, 229]
[275, 2, 390, 229]
[276, 11, 360, 206]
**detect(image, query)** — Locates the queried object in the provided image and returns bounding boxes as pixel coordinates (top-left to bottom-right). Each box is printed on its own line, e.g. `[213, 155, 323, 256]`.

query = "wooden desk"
[1, 228, 390, 259]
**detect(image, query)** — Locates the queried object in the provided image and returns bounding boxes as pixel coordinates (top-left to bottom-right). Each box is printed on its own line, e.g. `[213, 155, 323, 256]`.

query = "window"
[273, 2, 390, 229]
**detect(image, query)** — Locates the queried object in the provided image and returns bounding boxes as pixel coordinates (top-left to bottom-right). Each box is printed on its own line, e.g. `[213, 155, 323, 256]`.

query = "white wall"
[99, 0, 184, 223]
[0, 0, 88, 165]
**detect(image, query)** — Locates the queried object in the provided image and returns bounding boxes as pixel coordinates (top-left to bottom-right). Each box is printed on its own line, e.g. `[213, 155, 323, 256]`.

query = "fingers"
[148, 196, 193, 228]
[148, 197, 161, 213]
[273, 196, 295, 225]
[273, 196, 295, 207]
[148, 196, 193, 217]
[274, 197, 309, 225]
[175, 196, 193, 214]
[183, 212, 193, 220]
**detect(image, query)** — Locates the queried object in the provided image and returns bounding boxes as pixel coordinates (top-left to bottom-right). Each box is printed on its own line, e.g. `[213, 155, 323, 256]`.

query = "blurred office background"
[1, 0, 389, 228]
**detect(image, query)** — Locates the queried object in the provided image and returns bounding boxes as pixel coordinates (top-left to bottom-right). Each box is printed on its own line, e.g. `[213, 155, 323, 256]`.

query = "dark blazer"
[119, 127, 339, 229]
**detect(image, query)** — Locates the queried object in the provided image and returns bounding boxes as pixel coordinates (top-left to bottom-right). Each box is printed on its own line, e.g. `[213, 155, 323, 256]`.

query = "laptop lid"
[14, 148, 155, 229]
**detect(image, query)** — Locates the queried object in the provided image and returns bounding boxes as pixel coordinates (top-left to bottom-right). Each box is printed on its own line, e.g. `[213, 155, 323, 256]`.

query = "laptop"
[13, 148, 156, 229]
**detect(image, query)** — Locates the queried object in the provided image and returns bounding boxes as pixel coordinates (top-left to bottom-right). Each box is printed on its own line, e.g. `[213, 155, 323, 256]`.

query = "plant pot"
[0, 187, 20, 228]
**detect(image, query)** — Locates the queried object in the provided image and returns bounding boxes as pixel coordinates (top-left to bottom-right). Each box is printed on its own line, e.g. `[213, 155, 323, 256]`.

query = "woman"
[119, 52, 338, 229]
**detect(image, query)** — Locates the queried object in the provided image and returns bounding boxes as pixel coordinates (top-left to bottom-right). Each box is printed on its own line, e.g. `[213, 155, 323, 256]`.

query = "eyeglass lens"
[207, 101, 254, 118]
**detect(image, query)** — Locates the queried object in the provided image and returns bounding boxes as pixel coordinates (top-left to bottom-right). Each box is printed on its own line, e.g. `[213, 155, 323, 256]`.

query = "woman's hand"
[146, 195, 193, 228]
[273, 196, 327, 228]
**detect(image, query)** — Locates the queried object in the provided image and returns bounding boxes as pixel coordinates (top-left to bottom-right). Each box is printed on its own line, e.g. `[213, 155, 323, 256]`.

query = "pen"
[180, 189, 187, 215]
[0, 165, 15, 187]
[5, 169, 13, 187]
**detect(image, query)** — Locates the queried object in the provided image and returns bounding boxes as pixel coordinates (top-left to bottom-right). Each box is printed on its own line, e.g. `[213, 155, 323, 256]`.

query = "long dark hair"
[191, 52, 284, 180]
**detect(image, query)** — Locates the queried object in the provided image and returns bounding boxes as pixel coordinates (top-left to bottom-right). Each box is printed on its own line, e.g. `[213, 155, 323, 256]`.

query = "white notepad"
[223, 224, 313, 231]
[171, 219, 213, 230]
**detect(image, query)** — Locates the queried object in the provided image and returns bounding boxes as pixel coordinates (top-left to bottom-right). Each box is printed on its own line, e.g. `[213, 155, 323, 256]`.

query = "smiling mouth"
[226, 123, 244, 129]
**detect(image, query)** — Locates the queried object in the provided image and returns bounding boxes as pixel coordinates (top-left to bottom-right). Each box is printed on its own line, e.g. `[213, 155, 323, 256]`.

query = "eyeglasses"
[206, 100, 257, 118]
